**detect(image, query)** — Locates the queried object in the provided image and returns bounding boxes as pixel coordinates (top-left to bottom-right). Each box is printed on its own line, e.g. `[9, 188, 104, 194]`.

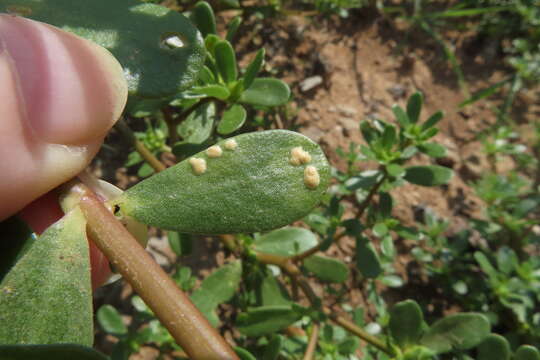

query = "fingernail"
[0, 15, 127, 144]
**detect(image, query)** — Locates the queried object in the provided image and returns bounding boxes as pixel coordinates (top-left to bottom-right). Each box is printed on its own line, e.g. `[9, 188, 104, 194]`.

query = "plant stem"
[162, 106, 179, 144]
[115, 118, 167, 173]
[302, 323, 320, 360]
[356, 171, 387, 218]
[71, 182, 238, 360]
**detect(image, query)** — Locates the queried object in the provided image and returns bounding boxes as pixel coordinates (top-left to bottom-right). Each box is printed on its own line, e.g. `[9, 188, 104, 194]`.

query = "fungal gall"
[206, 145, 223, 158]
[290, 146, 312, 165]
[224, 139, 238, 151]
[304, 165, 320, 189]
[189, 157, 207, 175]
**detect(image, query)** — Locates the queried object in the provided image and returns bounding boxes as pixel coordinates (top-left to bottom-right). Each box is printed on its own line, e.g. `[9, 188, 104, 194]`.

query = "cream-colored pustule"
[189, 157, 206, 175]
[304, 165, 320, 189]
[224, 139, 238, 151]
[206, 145, 223, 158]
[290, 146, 311, 165]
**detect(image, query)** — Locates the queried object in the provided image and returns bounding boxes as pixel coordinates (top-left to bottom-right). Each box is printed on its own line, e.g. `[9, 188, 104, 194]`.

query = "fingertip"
[0, 14, 128, 144]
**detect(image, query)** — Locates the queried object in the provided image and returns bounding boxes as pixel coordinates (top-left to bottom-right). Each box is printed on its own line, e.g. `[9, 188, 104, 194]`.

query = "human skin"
[0, 14, 128, 287]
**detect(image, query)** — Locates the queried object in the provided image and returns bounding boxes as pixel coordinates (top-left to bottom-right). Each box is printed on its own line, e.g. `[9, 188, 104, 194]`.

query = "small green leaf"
[421, 111, 444, 131]
[355, 238, 382, 278]
[404, 165, 453, 186]
[177, 101, 216, 144]
[417, 143, 447, 158]
[240, 78, 290, 107]
[1, 0, 205, 100]
[192, 84, 231, 100]
[386, 164, 405, 177]
[303, 255, 349, 283]
[259, 275, 292, 306]
[217, 104, 247, 135]
[0, 344, 108, 360]
[0, 210, 92, 345]
[234, 347, 257, 360]
[167, 232, 193, 256]
[236, 306, 301, 337]
[262, 335, 284, 360]
[373, 223, 388, 237]
[254, 227, 318, 257]
[407, 92, 423, 124]
[190, 1, 216, 37]
[381, 124, 397, 150]
[338, 337, 360, 355]
[198, 65, 216, 83]
[477, 334, 511, 360]
[389, 300, 424, 349]
[226, 16, 242, 43]
[116, 130, 330, 234]
[243, 48, 265, 90]
[137, 162, 155, 178]
[191, 261, 242, 326]
[215, 40, 238, 84]
[97, 305, 127, 335]
[420, 313, 490, 354]
[515, 345, 540, 360]
[392, 105, 410, 128]
[380, 235, 395, 258]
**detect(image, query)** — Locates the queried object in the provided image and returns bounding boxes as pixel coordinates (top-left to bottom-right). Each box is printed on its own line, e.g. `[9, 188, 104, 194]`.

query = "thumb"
[0, 14, 127, 220]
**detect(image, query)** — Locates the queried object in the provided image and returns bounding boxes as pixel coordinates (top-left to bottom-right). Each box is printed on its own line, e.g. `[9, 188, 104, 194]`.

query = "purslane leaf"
[239, 78, 290, 107]
[190, 1, 216, 37]
[420, 313, 490, 354]
[389, 300, 424, 349]
[115, 130, 330, 234]
[404, 165, 453, 186]
[236, 306, 301, 337]
[477, 334, 511, 360]
[243, 48, 265, 90]
[214, 40, 238, 84]
[0, 210, 92, 345]
[217, 104, 247, 135]
[254, 227, 318, 257]
[303, 255, 349, 283]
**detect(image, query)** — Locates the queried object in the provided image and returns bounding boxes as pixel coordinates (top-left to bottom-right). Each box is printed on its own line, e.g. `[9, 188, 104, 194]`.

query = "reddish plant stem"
[74, 183, 238, 360]
[302, 323, 320, 360]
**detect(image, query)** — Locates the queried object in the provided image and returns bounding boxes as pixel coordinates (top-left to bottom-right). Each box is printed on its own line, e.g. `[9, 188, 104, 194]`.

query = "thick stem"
[302, 323, 320, 360]
[74, 183, 238, 360]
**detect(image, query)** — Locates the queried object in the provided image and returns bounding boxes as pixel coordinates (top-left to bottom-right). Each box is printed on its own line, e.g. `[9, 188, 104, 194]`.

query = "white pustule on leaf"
[224, 139, 238, 151]
[290, 146, 312, 166]
[304, 165, 320, 189]
[206, 145, 223, 158]
[189, 157, 206, 175]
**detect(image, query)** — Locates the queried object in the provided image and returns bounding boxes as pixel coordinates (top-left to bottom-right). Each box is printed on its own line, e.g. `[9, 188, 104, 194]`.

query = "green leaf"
[226, 16, 242, 43]
[338, 337, 360, 355]
[389, 300, 424, 349]
[459, 78, 511, 108]
[0, 344, 108, 360]
[192, 84, 231, 100]
[355, 238, 382, 278]
[373, 223, 388, 237]
[420, 313, 490, 354]
[259, 275, 292, 306]
[0, 216, 35, 282]
[236, 306, 301, 337]
[1, 0, 205, 99]
[407, 92, 423, 124]
[254, 227, 318, 257]
[167, 232, 193, 256]
[417, 143, 447, 158]
[97, 305, 128, 335]
[262, 335, 284, 360]
[217, 104, 247, 135]
[387, 164, 405, 177]
[191, 261, 242, 326]
[243, 48, 265, 90]
[404, 165, 453, 186]
[392, 105, 410, 128]
[0, 210, 92, 345]
[240, 78, 290, 107]
[515, 345, 540, 360]
[477, 334, 511, 360]
[177, 101, 216, 144]
[381, 124, 397, 150]
[190, 1, 216, 37]
[215, 40, 238, 84]
[303, 255, 349, 283]
[234, 347, 257, 360]
[116, 130, 330, 234]
[421, 111, 444, 131]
